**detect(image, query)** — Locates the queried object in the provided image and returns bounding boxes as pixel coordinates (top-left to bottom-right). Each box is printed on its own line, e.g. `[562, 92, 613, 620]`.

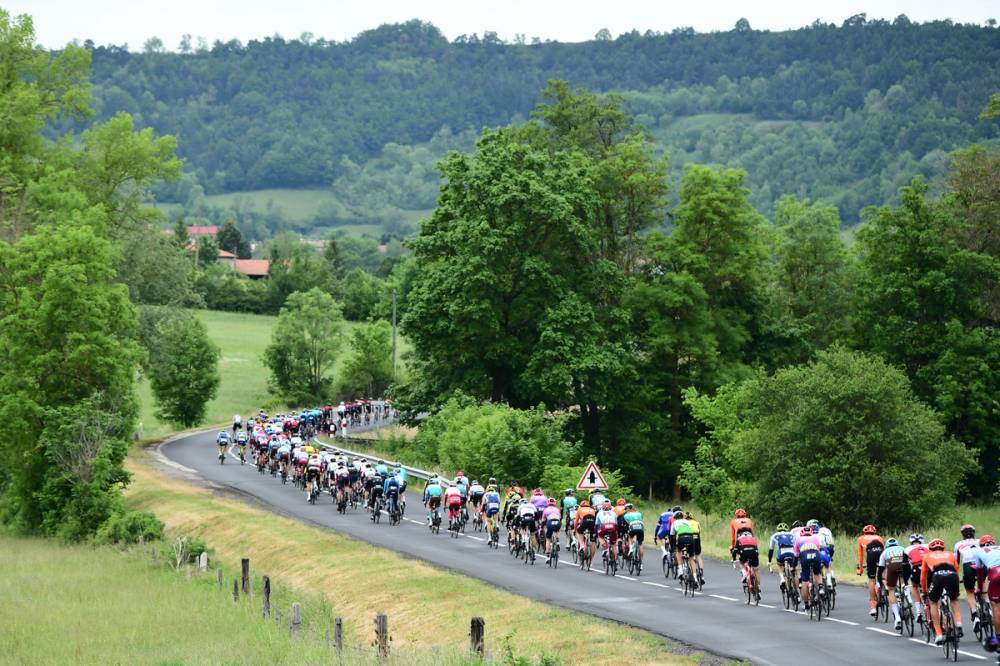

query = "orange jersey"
[857, 534, 884, 568]
[614, 505, 627, 518]
[920, 550, 958, 592]
[730, 518, 754, 548]
[573, 506, 596, 530]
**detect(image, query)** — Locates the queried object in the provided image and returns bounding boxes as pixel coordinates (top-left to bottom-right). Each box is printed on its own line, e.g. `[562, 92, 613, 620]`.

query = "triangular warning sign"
[576, 462, 609, 491]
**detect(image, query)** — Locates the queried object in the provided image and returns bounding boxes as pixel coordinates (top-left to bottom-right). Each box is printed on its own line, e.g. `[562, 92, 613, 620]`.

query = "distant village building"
[186, 225, 219, 238]
[233, 259, 270, 279]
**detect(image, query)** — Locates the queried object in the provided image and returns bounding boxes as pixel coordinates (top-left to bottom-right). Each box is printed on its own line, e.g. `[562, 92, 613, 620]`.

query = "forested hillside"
[75, 16, 1000, 231]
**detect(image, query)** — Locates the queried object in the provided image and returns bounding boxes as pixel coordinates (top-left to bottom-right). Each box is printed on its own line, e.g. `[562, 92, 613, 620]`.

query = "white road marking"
[464, 535, 485, 542]
[783, 609, 807, 615]
[616, 574, 637, 581]
[642, 582, 671, 588]
[866, 627, 899, 637]
[957, 651, 987, 660]
[758, 603, 776, 609]
[827, 618, 859, 626]
[710, 594, 738, 601]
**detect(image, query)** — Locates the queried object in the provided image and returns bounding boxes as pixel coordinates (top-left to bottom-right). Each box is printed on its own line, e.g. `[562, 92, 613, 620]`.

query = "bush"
[95, 510, 165, 545]
[681, 347, 973, 532]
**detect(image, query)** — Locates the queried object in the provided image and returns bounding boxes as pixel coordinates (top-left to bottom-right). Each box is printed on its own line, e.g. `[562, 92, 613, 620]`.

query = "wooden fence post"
[290, 602, 301, 638]
[261, 576, 271, 618]
[334, 617, 343, 654]
[241, 558, 250, 596]
[216, 567, 223, 589]
[232, 578, 239, 602]
[470, 616, 485, 657]
[375, 613, 389, 659]
[198, 552, 208, 573]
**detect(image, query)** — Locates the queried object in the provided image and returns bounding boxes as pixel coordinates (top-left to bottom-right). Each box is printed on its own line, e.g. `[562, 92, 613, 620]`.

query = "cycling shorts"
[927, 569, 959, 603]
[385, 487, 399, 499]
[348, 470, 359, 483]
[676, 534, 700, 556]
[962, 562, 977, 591]
[470, 493, 484, 507]
[819, 548, 831, 567]
[336, 476, 349, 489]
[577, 517, 596, 536]
[776, 549, 796, 565]
[520, 516, 536, 533]
[597, 524, 617, 541]
[485, 504, 500, 518]
[738, 546, 759, 568]
[908, 561, 923, 587]
[427, 496, 440, 510]
[447, 496, 462, 509]
[988, 566, 1000, 604]
[628, 526, 645, 545]
[799, 550, 822, 581]
[545, 519, 561, 538]
[885, 561, 905, 589]
[866, 545, 884, 579]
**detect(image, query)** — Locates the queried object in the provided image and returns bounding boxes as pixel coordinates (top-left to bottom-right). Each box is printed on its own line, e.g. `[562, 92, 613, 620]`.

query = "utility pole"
[391, 289, 397, 381]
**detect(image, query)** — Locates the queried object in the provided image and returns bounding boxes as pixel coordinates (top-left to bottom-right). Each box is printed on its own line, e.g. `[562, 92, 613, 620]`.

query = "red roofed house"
[234, 259, 270, 279]
[186, 225, 218, 238]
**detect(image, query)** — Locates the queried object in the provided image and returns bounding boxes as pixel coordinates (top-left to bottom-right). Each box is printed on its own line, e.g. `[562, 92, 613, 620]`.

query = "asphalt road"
[161, 430, 993, 665]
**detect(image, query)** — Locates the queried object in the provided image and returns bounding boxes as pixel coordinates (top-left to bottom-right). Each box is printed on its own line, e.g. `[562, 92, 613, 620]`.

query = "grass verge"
[124, 451, 712, 665]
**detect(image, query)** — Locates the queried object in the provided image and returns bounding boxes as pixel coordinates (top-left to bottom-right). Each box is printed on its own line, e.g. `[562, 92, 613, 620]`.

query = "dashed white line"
[957, 651, 987, 660]
[616, 574, 637, 581]
[826, 618, 859, 626]
[642, 581, 671, 588]
[866, 627, 900, 637]
[710, 594, 738, 601]
[758, 603, 776, 609]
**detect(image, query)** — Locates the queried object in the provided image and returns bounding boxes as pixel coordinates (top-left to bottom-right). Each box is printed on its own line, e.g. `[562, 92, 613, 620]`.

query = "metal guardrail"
[314, 436, 438, 484]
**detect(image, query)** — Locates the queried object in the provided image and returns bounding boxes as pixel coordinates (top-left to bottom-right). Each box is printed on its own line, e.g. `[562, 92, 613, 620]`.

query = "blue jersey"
[375, 464, 389, 476]
[655, 512, 673, 540]
[383, 475, 399, 495]
[424, 483, 443, 501]
[216, 432, 230, 445]
[483, 491, 501, 508]
[396, 468, 407, 482]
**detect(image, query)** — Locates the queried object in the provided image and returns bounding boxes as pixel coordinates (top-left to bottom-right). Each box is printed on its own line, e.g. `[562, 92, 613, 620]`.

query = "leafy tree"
[216, 219, 251, 258]
[194, 263, 268, 312]
[117, 229, 201, 307]
[265, 233, 331, 312]
[195, 235, 219, 267]
[681, 348, 972, 531]
[339, 267, 381, 320]
[263, 288, 345, 401]
[853, 179, 1000, 498]
[147, 313, 221, 427]
[336, 320, 394, 398]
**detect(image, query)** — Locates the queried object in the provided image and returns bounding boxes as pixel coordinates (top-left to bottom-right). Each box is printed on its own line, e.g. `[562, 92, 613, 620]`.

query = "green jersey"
[623, 510, 643, 526]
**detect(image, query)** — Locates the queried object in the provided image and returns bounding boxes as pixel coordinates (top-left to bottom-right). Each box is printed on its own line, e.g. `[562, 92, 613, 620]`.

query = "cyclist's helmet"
[980, 535, 995, 547]
[471, 480, 478, 486]
[928, 539, 946, 551]
[791, 520, 803, 529]
[671, 505, 682, 513]
[533, 488, 544, 496]
[800, 526, 813, 536]
[548, 498, 557, 506]
[564, 489, 574, 496]
[684, 511, 693, 520]
[776, 522, 789, 532]
[886, 538, 899, 548]
[602, 500, 612, 509]
[806, 519, 820, 531]
[625, 503, 634, 510]
[961, 524, 976, 538]
[673, 511, 684, 520]
[617, 498, 627, 506]
[909, 533, 925, 544]
[488, 477, 497, 485]
[734, 508, 747, 518]
[862, 524, 877, 535]
[378, 459, 385, 465]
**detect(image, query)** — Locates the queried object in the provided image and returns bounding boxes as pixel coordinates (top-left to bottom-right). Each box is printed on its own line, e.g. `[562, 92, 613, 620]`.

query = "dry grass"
[125, 452, 709, 665]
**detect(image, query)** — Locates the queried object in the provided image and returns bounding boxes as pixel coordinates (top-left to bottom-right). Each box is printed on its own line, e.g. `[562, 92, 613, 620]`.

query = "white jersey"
[444, 486, 462, 500]
[817, 526, 834, 548]
[955, 538, 978, 564]
[233, 414, 242, 424]
[518, 502, 537, 519]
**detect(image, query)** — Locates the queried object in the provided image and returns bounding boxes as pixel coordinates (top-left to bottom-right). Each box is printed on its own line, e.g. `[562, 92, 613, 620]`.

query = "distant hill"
[73, 16, 1000, 227]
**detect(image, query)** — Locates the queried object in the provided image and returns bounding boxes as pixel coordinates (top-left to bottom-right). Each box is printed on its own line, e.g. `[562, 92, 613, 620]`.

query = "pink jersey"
[530, 494, 548, 512]
[542, 506, 561, 521]
[794, 534, 822, 555]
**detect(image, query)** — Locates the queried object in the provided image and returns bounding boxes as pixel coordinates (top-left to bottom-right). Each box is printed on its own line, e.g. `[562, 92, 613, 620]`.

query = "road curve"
[161, 430, 989, 665]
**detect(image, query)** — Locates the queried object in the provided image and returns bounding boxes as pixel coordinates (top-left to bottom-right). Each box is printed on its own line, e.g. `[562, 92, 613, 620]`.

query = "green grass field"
[137, 310, 411, 440]
[202, 188, 337, 223]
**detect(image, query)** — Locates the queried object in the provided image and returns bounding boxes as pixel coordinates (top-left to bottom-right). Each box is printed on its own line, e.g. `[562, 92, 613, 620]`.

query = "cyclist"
[444, 482, 463, 531]
[216, 431, 230, 459]
[790, 520, 805, 539]
[735, 527, 761, 598]
[394, 467, 407, 513]
[232, 413, 242, 433]
[517, 495, 539, 552]
[810, 519, 836, 588]
[502, 485, 523, 524]
[622, 503, 645, 565]
[921, 538, 964, 644]
[857, 524, 885, 618]
[305, 455, 322, 501]
[235, 430, 248, 462]
[795, 525, 824, 609]
[423, 475, 443, 526]
[560, 489, 578, 536]
[574, 500, 597, 564]
[542, 497, 562, 564]
[729, 508, 754, 561]
[767, 522, 797, 593]
[595, 500, 619, 567]
[877, 538, 907, 630]
[655, 506, 681, 568]
[482, 484, 502, 540]
[375, 459, 390, 478]
[456, 477, 470, 525]
[905, 534, 929, 627]
[955, 524, 982, 633]
[383, 472, 400, 518]
[469, 479, 485, 513]
[671, 510, 703, 586]
[971, 535, 999, 652]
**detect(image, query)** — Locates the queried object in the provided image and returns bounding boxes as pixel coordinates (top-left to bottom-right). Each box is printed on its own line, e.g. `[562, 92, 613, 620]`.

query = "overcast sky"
[10, 0, 998, 49]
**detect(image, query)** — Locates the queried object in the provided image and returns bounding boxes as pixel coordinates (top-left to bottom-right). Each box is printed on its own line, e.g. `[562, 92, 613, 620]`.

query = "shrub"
[95, 510, 165, 545]
[681, 347, 973, 532]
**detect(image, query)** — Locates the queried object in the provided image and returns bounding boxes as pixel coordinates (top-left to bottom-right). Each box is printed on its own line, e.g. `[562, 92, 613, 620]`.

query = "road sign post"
[576, 462, 609, 491]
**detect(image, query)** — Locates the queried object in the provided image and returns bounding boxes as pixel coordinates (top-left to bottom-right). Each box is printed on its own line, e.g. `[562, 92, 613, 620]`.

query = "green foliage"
[338, 267, 381, 320]
[539, 464, 632, 504]
[336, 320, 394, 399]
[194, 263, 269, 313]
[195, 235, 219, 267]
[263, 288, 345, 401]
[215, 219, 251, 258]
[147, 313, 221, 428]
[94, 510, 165, 545]
[853, 179, 1000, 498]
[681, 348, 973, 531]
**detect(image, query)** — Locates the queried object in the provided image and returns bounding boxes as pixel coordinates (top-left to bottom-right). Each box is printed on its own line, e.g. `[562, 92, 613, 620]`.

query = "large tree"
[147, 313, 221, 427]
[336, 320, 394, 399]
[263, 288, 345, 401]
